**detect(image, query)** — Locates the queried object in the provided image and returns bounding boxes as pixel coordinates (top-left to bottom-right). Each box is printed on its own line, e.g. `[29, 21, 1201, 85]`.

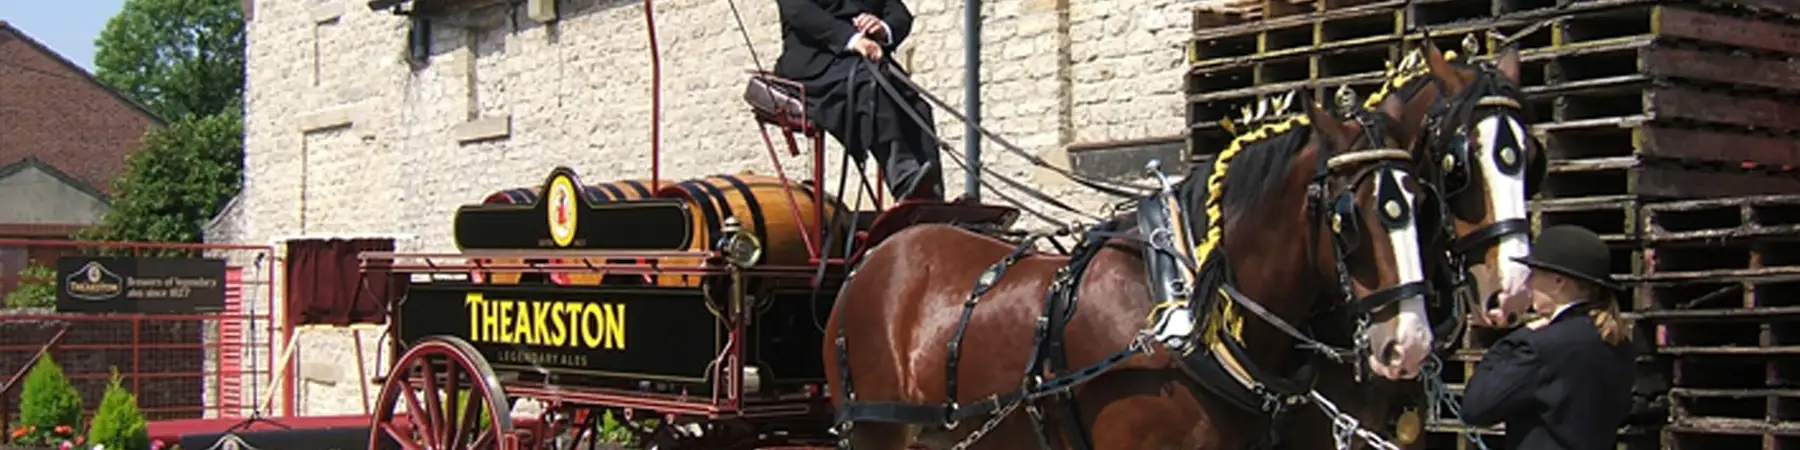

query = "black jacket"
[773, 0, 914, 80]
[1460, 301, 1636, 450]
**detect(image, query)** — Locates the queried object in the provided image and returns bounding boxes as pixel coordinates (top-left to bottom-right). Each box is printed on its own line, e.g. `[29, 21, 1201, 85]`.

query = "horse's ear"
[1303, 96, 1350, 148]
[1421, 37, 1465, 89]
[1495, 45, 1522, 84]
[1377, 93, 1406, 123]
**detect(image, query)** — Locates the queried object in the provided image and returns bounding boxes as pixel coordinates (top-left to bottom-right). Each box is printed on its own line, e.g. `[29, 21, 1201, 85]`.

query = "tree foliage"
[86, 0, 248, 245]
[76, 108, 245, 244]
[94, 0, 246, 120]
[3, 263, 57, 309]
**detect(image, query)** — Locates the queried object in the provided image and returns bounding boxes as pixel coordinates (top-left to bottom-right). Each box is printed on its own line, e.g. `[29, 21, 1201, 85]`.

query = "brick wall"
[228, 0, 1207, 414]
[0, 23, 160, 197]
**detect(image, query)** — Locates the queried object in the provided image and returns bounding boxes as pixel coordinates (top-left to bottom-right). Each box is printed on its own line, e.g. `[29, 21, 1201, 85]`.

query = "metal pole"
[962, 0, 982, 200]
[644, 0, 662, 188]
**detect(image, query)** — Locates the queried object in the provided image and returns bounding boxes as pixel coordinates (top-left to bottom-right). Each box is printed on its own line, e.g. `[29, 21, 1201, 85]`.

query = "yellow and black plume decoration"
[1362, 40, 1466, 110]
[1219, 90, 1300, 136]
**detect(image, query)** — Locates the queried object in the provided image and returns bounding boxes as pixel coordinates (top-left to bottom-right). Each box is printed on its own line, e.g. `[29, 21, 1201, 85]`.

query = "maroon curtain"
[286, 238, 394, 326]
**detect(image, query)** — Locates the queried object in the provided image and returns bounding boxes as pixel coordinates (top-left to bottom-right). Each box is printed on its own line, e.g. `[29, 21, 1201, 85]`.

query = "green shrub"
[16, 354, 83, 445]
[88, 368, 151, 450]
[598, 410, 637, 443]
[4, 263, 57, 309]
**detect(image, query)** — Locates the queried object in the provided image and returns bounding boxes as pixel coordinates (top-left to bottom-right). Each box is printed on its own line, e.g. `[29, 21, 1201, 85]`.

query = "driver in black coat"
[1460, 225, 1638, 450]
[773, 0, 944, 201]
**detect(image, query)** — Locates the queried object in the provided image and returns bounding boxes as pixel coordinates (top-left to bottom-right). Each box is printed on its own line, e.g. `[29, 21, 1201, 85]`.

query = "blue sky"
[1, 0, 129, 72]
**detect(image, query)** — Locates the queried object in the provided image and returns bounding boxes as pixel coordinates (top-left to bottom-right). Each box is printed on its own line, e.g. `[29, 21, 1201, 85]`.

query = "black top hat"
[1511, 224, 1624, 292]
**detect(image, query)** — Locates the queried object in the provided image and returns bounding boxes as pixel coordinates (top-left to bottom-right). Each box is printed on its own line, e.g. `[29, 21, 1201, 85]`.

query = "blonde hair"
[1584, 286, 1631, 346]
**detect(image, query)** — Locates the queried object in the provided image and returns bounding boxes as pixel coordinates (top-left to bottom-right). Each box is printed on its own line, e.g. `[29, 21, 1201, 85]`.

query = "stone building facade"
[220, 0, 1200, 415]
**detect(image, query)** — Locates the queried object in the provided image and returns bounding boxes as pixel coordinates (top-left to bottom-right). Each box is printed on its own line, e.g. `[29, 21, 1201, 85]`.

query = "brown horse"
[1378, 36, 1539, 332]
[821, 94, 1437, 450]
[1277, 37, 1544, 450]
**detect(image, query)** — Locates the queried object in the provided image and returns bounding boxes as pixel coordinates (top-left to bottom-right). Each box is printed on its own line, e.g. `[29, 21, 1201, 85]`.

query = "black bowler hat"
[1512, 225, 1624, 292]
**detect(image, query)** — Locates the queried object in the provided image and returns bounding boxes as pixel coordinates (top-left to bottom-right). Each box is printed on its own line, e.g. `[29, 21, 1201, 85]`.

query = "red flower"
[9, 426, 29, 440]
[53, 424, 72, 435]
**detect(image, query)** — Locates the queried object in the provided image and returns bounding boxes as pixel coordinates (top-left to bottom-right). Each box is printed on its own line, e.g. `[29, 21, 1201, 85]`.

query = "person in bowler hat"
[1460, 224, 1637, 450]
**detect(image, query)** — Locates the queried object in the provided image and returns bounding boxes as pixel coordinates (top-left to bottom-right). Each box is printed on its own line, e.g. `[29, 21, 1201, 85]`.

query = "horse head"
[1369, 35, 1543, 333]
[1309, 94, 1438, 380]
[1200, 91, 1435, 381]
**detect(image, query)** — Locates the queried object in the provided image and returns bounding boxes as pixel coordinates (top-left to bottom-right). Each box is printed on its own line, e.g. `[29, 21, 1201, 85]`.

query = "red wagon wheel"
[370, 336, 514, 450]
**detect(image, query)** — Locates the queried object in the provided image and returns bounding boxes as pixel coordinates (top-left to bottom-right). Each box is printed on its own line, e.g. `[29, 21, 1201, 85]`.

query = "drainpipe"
[963, 0, 982, 200]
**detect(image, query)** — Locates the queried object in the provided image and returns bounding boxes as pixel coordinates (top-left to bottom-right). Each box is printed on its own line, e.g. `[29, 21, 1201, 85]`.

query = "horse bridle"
[1301, 108, 1433, 381]
[1414, 64, 1541, 346]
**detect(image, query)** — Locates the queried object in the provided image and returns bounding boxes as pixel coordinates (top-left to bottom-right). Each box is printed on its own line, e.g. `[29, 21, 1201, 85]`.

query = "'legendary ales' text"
[465, 293, 625, 350]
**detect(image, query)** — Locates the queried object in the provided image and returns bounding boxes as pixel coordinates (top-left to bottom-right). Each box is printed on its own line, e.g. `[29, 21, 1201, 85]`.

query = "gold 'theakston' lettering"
[464, 293, 626, 350]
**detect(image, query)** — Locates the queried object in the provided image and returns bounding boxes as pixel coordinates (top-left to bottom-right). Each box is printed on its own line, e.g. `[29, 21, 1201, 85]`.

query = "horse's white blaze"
[1373, 169, 1432, 379]
[1475, 115, 1534, 311]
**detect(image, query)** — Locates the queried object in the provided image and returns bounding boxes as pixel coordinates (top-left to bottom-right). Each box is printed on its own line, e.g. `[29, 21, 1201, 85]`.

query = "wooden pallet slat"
[1635, 127, 1800, 170]
[1189, 0, 1407, 67]
[1650, 5, 1800, 55]
[1648, 87, 1800, 134]
[1194, 0, 1263, 29]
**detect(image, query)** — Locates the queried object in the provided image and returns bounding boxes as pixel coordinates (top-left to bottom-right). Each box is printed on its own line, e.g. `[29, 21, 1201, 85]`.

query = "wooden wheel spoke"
[452, 388, 486, 449]
[471, 427, 497, 449]
[379, 422, 427, 450]
[444, 365, 464, 449]
[398, 378, 439, 448]
[421, 357, 447, 445]
[371, 338, 509, 450]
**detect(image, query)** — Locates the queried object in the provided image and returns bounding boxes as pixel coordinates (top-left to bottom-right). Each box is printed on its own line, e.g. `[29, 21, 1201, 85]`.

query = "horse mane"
[1173, 114, 1318, 231]
[1165, 114, 1324, 345]
[1363, 63, 1440, 110]
[1363, 49, 1529, 125]
[1362, 48, 1464, 110]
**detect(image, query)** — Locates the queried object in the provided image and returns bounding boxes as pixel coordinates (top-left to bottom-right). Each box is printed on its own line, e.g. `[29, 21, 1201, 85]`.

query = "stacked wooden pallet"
[1185, 0, 1800, 449]
[1627, 195, 1800, 449]
[1186, 0, 1408, 154]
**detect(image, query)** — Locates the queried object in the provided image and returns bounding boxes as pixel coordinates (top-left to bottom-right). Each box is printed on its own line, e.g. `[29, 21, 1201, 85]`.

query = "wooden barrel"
[555, 179, 667, 286]
[471, 188, 537, 284]
[482, 187, 540, 205]
[653, 172, 852, 287]
[471, 180, 668, 285]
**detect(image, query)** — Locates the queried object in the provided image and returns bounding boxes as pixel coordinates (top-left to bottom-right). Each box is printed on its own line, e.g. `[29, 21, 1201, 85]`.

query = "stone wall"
[230, 0, 1204, 414]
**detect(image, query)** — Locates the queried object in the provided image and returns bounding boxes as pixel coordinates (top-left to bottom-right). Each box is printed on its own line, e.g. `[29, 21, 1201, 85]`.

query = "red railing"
[0, 239, 279, 440]
[0, 311, 279, 439]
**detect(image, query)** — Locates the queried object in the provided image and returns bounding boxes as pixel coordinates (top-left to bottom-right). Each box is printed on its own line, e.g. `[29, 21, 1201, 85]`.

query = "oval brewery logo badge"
[546, 174, 578, 247]
[65, 261, 124, 301]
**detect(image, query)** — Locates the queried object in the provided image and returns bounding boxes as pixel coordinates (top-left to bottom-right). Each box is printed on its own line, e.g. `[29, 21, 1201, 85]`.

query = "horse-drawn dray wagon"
[353, 0, 1550, 446]
[362, 159, 1018, 449]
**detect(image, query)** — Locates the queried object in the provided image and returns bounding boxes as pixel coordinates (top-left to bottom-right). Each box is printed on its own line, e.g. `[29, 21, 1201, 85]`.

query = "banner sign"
[398, 283, 723, 382]
[56, 256, 228, 314]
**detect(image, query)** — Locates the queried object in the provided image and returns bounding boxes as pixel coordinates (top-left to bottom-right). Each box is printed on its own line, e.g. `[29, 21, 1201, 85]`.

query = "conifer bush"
[87, 368, 150, 450]
[15, 354, 83, 446]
